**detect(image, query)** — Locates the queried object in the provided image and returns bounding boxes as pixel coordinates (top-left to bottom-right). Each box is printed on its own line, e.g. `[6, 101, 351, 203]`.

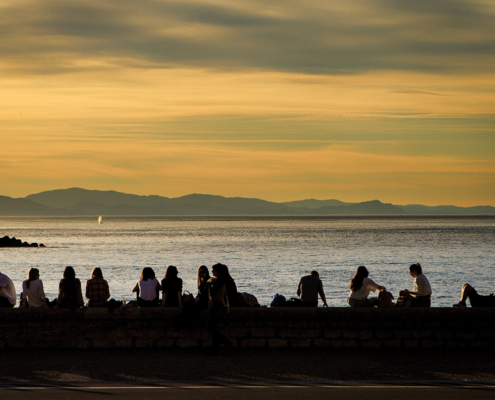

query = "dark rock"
[0, 235, 45, 248]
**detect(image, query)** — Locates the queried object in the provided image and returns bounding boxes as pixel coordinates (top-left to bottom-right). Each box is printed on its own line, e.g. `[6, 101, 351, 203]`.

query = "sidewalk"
[2, 348, 494, 383]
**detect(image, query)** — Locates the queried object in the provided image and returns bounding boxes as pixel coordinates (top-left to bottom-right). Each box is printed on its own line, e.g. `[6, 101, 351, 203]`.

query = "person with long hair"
[21, 268, 49, 309]
[56, 266, 84, 310]
[195, 265, 210, 311]
[86, 267, 110, 307]
[132, 267, 161, 307]
[206, 263, 232, 354]
[223, 264, 241, 307]
[348, 266, 386, 307]
[161, 265, 182, 307]
[400, 263, 432, 307]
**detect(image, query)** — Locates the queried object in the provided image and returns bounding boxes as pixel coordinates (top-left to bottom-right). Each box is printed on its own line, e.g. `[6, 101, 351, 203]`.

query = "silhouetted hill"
[283, 199, 350, 208]
[0, 188, 493, 216]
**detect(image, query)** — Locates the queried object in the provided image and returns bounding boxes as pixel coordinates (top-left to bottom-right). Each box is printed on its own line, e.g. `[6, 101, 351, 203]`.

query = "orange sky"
[1, 0, 494, 206]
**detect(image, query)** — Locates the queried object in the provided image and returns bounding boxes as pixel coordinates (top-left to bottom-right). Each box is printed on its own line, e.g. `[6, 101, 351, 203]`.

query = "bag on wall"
[182, 290, 195, 306]
[239, 292, 260, 307]
[270, 293, 286, 307]
[377, 290, 394, 307]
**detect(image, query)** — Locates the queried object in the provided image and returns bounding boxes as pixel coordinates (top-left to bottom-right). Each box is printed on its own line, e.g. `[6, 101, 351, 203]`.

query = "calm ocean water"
[1, 216, 494, 307]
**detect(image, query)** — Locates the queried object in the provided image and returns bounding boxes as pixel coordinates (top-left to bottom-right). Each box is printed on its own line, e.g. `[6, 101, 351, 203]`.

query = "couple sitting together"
[347, 263, 432, 308]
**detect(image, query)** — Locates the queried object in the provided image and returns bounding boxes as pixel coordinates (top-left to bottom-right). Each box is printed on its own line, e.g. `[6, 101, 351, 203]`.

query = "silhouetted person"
[0, 269, 16, 308]
[297, 270, 328, 307]
[206, 263, 232, 355]
[21, 268, 49, 309]
[55, 266, 84, 310]
[133, 267, 161, 307]
[453, 283, 494, 307]
[86, 267, 110, 307]
[161, 266, 182, 307]
[348, 266, 386, 307]
[399, 263, 432, 307]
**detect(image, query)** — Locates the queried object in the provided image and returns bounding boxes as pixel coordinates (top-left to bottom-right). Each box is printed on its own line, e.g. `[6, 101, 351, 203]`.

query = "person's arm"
[85, 280, 90, 301]
[162, 292, 167, 306]
[132, 282, 140, 300]
[104, 281, 110, 300]
[76, 280, 84, 307]
[177, 291, 182, 307]
[318, 281, 328, 307]
[409, 276, 423, 296]
[56, 280, 64, 305]
[297, 279, 302, 298]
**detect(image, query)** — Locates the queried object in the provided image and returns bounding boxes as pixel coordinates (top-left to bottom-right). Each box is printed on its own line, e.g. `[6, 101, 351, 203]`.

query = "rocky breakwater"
[0, 235, 45, 248]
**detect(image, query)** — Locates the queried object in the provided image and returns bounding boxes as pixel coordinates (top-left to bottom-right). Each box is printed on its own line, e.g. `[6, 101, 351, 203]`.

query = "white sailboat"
[98, 215, 103, 224]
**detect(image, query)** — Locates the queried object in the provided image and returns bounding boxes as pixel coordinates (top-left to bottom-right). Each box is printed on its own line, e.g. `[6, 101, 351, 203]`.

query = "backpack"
[270, 293, 286, 307]
[378, 290, 394, 307]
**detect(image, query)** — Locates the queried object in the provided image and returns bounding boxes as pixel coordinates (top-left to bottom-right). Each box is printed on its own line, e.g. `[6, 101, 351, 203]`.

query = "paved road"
[2, 382, 495, 400]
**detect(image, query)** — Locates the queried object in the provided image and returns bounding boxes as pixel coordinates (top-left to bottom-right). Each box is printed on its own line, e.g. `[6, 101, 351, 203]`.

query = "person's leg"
[460, 284, 474, 302]
[0, 296, 14, 308]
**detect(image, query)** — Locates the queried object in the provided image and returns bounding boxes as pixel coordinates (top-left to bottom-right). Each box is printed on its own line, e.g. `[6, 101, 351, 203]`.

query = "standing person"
[195, 265, 210, 311]
[86, 267, 110, 307]
[206, 263, 232, 355]
[161, 266, 182, 307]
[222, 264, 241, 307]
[56, 266, 84, 310]
[132, 267, 161, 307]
[400, 263, 432, 307]
[0, 269, 16, 308]
[348, 266, 386, 307]
[297, 270, 328, 307]
[21, 268, 49, 309]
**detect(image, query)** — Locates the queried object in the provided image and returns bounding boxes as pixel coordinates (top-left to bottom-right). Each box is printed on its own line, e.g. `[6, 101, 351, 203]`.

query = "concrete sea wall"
[1, 307, 494, 349]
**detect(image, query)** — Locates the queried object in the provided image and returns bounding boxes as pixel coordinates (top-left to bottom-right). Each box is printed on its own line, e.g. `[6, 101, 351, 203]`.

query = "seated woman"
[348, 266, 386, 307]
[195, 265, 211, 311]
[399, 263, 432, 307]
[161, 266, 182, 307]
[453, 284, 495, 307]
[56, 266, 84, 310]
[86, 267, 110, 307]
[21, 268, 49, 309]
[132, 267, 161, 307]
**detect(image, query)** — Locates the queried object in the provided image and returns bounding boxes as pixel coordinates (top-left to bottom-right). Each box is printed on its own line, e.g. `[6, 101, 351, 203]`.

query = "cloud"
[1, 0, 494, 75]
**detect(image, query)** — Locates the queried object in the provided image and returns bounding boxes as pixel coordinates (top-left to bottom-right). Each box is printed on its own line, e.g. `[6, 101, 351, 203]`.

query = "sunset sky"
[1, 0, 494, 206]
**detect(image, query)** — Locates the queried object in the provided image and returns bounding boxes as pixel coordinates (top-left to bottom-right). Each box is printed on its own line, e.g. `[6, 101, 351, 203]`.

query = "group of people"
[1, 263, 494, 311]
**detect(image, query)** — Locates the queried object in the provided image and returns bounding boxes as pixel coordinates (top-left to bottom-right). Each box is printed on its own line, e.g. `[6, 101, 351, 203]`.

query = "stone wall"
[1, 307, 494, 349]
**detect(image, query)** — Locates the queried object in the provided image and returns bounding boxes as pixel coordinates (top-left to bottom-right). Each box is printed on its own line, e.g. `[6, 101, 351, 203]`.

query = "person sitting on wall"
[297, 270, 328, 307]
[133, 267, 161, 307]
[86, 267, 110, 307]
[161, 265, 182, 308]
[21, 268, 49, 309]
[348, 266, 386, 307]
[399, 263, 432, 307]
[453, 284, 495, 307]
[55, 266, 85, 310]
[0, 269, 16, 308]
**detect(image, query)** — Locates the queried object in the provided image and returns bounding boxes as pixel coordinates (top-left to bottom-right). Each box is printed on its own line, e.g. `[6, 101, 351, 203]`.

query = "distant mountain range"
[0, 188, 493, 216]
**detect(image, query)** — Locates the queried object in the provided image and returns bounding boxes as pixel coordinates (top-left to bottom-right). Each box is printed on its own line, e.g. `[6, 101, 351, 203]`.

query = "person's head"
[164, 265, 178, 280]
[26, 268, 40, 289]
[409, 263, 422, 277]
[310, 270, 319, 279]
[140, 267, 155, 281]
[91, 267, 103, 279]
[211, 263, 228, 280]
[197, 265, 210, 287]
[64, 266, 76, 280]
[28, 267, 40, 281]
[350, 266, 369, 292]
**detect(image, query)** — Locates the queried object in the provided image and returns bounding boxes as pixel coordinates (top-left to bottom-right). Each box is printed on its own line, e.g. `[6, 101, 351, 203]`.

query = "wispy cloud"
[1, 0, 494, 75]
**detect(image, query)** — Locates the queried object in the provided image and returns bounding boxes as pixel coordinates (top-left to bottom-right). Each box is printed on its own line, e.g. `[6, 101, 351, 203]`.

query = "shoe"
[453, 301, 466, 307]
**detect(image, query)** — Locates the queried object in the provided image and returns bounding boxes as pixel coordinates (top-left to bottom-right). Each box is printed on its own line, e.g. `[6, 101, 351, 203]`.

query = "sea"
[1, 216, 494, 307]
